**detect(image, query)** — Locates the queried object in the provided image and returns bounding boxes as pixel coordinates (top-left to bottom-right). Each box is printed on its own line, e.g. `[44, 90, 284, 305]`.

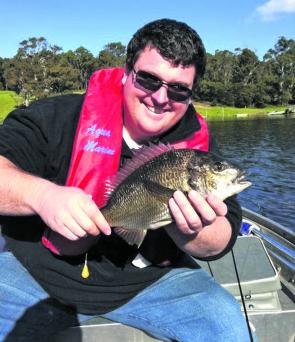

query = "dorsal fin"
[104, 143, 173, 203]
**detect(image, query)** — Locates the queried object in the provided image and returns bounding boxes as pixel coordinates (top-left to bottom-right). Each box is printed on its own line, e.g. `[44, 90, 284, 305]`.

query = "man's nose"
[151, 85, 169, 104]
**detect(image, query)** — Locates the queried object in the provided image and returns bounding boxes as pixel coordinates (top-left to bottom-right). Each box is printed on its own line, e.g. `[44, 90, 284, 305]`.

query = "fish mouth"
[234, 171, 251, 185]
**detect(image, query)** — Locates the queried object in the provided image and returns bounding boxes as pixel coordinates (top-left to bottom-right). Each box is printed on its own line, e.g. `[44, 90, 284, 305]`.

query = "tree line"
[0, 36, 294, 107]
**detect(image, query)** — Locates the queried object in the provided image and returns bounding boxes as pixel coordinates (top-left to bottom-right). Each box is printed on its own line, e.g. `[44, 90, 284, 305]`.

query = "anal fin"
[150, 218, 173, 229]
[114, 227, 147, 247]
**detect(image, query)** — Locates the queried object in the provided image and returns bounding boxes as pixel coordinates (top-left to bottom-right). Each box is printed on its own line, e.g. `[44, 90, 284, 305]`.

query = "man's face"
[122, 47, 196, 143]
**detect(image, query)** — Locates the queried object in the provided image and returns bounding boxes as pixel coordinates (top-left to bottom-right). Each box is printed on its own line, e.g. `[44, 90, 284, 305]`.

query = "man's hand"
[166, 190, 231, 258]
[33, 183, 111, 241]
[169, 190, 227, 235]
[0, 156, 111, 241]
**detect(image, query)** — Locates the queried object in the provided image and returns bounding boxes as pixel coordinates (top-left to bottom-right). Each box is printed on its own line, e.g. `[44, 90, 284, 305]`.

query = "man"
[0, 19, 250, 341]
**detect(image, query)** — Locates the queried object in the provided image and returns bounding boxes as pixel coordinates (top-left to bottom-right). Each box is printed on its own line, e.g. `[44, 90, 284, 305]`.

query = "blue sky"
[1, 0, 295, 60]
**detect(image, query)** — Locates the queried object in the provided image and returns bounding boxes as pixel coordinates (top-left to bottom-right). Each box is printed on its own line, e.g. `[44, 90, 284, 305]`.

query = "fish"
[101, 143, 251, 247]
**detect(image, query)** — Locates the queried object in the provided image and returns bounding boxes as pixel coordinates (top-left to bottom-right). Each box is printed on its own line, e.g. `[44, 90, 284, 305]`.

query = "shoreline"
[204, 111, 295, 122]
[194, 103, 295, 121]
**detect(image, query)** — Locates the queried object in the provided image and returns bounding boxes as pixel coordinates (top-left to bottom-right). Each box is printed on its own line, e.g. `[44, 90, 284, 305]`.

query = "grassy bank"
[194, 102, 288, 121]
[0, 91, 23, 123]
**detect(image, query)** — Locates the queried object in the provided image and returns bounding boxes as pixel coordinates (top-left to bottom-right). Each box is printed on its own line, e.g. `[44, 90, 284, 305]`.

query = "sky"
[1, 0, 295, 60]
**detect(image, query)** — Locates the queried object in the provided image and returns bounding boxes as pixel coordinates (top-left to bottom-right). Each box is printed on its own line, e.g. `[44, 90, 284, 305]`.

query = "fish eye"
[213, 162, 224, 172]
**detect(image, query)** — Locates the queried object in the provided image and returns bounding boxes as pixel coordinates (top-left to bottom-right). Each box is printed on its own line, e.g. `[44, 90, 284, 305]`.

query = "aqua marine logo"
[86, 124, 111, 138]
[83, 140, 115, 155]
[83, 124, 115, 155]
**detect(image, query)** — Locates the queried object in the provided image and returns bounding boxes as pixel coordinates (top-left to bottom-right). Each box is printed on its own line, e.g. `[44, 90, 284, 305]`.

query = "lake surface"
[208, 118, 295, 232]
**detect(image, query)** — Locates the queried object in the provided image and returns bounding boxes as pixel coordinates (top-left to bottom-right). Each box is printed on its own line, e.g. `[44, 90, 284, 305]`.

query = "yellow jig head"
[81, 253, 90, 279]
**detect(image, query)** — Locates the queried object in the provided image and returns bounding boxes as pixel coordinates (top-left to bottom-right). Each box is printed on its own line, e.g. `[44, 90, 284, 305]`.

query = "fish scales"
[102, 150, 193, 226]
[137, 149, 194, 190]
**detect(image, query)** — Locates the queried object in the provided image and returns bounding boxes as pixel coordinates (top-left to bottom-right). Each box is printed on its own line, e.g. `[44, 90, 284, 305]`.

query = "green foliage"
[64, 47, 97, 89]
[1, 35, 294, 108]
[1, 38, 98, 104]
[97, 42, 126, 68]
[262, 37, 295, 105]
[198, 37, 295, 107]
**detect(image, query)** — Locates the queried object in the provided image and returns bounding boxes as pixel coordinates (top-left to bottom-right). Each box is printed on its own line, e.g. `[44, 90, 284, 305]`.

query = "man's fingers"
[92, 210, 112, 236]
[79, 199, 111, 236]
[206, 194, 228, 216]
[71, 205, 101, 236]
[188, 191, 217, 225]
[168, 191, 228, 236]
[169, 194, 199, 234]
[55, 211, 89, 239]
[61, 225, 84, 241]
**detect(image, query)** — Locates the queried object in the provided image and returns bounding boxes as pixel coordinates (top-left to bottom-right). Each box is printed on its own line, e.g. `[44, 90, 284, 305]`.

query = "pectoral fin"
[143, 180, 175, 229]
[143, 180, 175, 203]
[114, 227, 147, 247]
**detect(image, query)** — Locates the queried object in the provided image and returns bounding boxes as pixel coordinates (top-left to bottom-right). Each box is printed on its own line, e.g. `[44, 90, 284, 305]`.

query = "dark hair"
[126, 18, 206, 84]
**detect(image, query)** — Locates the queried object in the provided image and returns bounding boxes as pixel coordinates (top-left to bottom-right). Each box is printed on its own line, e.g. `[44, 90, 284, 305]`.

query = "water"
[209, 118, 295, 232]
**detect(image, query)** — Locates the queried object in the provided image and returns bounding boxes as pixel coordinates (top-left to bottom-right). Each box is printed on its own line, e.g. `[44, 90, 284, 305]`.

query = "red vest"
[42, 68, 209, 255]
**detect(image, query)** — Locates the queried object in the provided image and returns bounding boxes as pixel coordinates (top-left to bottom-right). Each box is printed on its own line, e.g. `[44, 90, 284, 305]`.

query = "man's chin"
[137, 125, 163, 141]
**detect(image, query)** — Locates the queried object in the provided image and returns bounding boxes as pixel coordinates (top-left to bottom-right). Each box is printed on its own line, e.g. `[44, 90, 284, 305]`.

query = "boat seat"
[198, 236, 282, 312]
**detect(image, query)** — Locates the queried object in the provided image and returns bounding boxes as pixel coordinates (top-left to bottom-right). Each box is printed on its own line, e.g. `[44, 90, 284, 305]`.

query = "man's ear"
[122, 64, 129, 85]
[122, 72, 127, 85]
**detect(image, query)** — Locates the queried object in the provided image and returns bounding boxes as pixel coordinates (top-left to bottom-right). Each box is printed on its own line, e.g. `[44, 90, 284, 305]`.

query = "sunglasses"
[132, 69, 193, 102]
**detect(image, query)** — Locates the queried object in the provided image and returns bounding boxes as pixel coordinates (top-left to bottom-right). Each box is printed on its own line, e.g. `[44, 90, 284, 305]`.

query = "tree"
[232, 48, 260, 85]
[198, 51, 236, 105]
[3, 55, 27, 94]
[198, 80, 235, 106]
[97, 42, 126, 68]
[2, 36, 294, 107]
[64, 47, 96, 89]
[232, 83, 257, 107]
[0, 58, 5, 89]
[263, 37, 295, 104]
[204, 50, 235, 85]
[3, 37, 64, 104]
[199, 47, 267, 107]
[43, 52, 80, 94]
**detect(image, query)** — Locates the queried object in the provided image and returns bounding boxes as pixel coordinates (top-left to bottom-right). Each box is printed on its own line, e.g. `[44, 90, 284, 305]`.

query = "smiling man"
[122, 47, 196, 142]
[0, 19, 251, 341]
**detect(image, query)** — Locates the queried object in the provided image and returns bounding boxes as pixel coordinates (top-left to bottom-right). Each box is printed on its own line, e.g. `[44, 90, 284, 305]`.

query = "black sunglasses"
[132, 69, 193, 102]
